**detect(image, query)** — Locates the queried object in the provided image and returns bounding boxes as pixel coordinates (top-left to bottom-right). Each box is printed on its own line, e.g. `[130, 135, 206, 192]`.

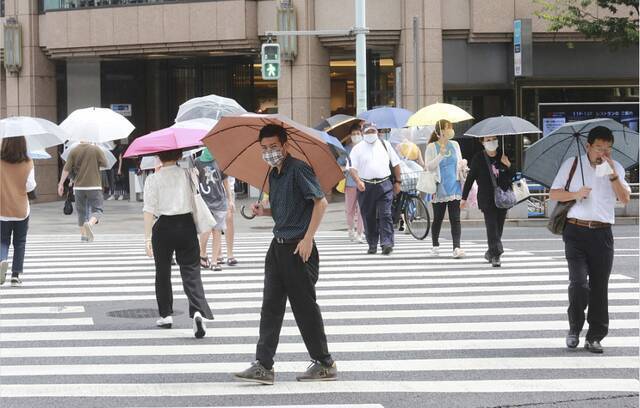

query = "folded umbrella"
[358, 107, 413, 129]
[202, 114, 344, 193]
[123, 127, 207, 158]
[0, 116, 68, 151]
[406, 102, 473, 127]
[61, 107, 135, 144]
[522, 118, 638, 188]
[175, 94, 247, 122]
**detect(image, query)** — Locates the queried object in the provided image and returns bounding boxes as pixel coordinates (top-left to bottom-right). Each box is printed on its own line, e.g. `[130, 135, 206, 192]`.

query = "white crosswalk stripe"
[0, 232, 638, 405]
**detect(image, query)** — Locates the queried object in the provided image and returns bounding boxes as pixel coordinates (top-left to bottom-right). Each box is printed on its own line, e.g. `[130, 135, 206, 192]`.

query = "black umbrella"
[314, 114, 362, 143]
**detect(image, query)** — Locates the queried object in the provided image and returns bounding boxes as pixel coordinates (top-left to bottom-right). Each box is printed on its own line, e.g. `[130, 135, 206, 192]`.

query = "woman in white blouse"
[143, 149, 213, 338]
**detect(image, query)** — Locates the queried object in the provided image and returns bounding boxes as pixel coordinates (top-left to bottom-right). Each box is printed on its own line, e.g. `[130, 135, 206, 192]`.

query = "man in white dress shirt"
[550, 126, 631, 354]
[349, 123, 402, 255]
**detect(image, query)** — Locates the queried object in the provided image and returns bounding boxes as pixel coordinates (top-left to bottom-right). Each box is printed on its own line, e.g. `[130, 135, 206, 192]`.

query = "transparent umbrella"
[175, 95, 246, 122]
[0, 116, 68, 151]
[61, 107, 135, 144]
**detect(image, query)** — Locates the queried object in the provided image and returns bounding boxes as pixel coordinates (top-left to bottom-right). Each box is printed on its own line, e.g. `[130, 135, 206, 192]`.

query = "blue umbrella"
[522, 118, 638, 188]
[358, 107, 413, 129]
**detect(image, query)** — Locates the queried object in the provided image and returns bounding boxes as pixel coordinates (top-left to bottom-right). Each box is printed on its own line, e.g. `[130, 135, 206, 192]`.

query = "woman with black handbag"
[142, 148, 214, 337]
[460, 136, 514, 267]
[0, 136, 37, 287]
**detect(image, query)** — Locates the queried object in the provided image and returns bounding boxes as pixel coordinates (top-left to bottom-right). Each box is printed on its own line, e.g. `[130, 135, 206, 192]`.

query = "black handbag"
[483, 153, 517, 209]
[547, 157, 579, 235]
[63, 190, 74, 215]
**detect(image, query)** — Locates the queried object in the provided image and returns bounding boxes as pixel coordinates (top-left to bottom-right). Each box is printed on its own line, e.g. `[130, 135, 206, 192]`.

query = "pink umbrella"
[123, 127, 207, 158]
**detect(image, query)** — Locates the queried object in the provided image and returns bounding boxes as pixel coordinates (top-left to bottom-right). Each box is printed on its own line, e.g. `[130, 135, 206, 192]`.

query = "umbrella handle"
[240, 205, 256, 220]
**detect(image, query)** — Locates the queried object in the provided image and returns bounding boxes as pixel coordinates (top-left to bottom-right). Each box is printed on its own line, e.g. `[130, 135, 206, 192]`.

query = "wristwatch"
[394, 180, 401, 185]
[609, 175, 619, 182]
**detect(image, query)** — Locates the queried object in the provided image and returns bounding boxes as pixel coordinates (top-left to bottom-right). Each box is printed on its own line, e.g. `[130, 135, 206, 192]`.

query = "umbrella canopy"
[0, 116, 68, 151]
[170, 118, 218, 131]
[314, 114, 362, 142]
[522, 118, 639, 188]
[406, 102, 473, 127]
[358, 107, 413, 129]
[175, 94, 247, 122]
[202, 114, 344, 193]
[28, 150, 52, 160]
[389, 126, 434, 146]
[61, 107, 135, 144]
[464, 116, 542, 138]
[61, 142, 117, 170]
[123, 127, 207, 158]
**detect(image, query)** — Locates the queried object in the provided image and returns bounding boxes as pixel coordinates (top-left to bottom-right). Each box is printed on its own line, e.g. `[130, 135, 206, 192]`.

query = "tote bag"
[184, 169, 216, 234]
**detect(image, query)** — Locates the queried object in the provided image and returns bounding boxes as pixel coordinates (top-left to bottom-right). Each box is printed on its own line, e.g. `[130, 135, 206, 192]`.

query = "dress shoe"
[565, 331, 579, 348]
[381, 246, 393, 255]
[584, 339, 603, 354]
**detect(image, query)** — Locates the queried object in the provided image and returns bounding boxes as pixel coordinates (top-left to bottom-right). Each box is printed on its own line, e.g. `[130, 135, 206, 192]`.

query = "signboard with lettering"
[110, 104, 132, 117]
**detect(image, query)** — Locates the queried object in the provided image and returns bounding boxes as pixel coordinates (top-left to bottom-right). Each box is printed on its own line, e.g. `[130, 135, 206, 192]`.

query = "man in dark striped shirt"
[233, 124, 337, 385]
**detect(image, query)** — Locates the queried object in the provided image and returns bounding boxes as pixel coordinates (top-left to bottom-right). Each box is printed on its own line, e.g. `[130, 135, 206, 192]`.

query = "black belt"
[361, 177, 390, 184]
[274, 237, 303, 244]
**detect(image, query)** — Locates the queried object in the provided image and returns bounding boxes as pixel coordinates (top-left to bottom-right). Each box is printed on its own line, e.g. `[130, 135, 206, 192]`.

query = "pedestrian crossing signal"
[261, 43, 281, 80]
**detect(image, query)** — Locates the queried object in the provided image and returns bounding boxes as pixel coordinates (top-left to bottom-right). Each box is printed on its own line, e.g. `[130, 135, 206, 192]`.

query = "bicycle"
[393, 189, 431, 240]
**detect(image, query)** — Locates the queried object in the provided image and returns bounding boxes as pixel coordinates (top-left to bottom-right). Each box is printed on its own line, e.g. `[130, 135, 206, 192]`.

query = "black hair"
[348, 122, 362, 134]
[157, 149, 182, 163]
[259, 124, 288, 145]
[587, 126, 614, 145]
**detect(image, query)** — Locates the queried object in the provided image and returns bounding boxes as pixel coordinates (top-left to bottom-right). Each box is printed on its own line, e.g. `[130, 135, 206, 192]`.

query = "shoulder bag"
[416, 144, 437, 194]
[483, 152, 517, 209]
[184, 169, 216, 234]
[547, 157, 579, 235]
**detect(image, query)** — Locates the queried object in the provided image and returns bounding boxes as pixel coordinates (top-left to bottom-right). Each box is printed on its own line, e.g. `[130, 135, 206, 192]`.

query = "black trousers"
[256, 239, 333, 370]
[152, 214, 213, 320]
[357, 179, 394, 249]
[431, 200, 461, 249]
[563, 223, 614, 342]
[481, 206, 507, 258]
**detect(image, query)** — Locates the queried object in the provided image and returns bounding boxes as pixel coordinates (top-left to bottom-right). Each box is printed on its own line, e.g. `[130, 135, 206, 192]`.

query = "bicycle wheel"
[404, 194, 430, 240]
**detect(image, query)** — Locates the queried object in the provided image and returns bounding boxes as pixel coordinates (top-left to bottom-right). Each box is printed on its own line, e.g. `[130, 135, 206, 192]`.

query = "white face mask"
[443, 128, 455, 140]
[351, 134, 363, 144]
[364, 133, 378, 144]
[483, 140, 499, 152]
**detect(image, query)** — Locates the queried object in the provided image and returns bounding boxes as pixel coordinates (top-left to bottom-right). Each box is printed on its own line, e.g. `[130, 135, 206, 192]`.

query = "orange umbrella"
[201, 114, 344, 194]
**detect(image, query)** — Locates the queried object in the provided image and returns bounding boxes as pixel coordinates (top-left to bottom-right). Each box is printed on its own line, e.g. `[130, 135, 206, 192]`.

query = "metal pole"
[355, 0, 367, 114]
[413, 16, 420, 111]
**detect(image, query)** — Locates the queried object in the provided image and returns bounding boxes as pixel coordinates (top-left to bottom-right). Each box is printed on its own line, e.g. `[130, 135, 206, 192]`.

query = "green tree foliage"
[535, 0, 639, 48]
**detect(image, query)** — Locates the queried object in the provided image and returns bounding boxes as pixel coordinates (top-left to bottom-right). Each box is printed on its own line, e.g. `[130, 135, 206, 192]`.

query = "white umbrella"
[175, 95, 246, 122]
[28, 150, 52, 160]
[61, 142, 117, 171]
[61, 107, 135, 144]
[0, 116, 68, 151]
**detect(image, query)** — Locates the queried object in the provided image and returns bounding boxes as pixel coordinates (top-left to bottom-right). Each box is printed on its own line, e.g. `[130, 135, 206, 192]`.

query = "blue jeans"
[1, 217, 29, 277]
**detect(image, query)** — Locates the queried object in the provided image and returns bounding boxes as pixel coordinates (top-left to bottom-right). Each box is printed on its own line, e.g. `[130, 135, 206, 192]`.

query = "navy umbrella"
[522, 118, 639, 188]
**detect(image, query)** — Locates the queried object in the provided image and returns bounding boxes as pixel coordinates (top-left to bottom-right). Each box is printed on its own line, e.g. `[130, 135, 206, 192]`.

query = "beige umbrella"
[201, 114, 343, 194]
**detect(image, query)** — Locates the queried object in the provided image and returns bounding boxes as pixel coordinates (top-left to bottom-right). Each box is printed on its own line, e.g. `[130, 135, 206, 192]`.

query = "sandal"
[217, 257, 224, 264]
[200, 256, 211, 269]
[227, 257, 238, 266]
[212, 262, 223, 271]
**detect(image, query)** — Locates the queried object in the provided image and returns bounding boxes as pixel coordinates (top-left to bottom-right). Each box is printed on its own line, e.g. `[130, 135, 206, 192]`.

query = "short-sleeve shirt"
[349, 139, 401, 180]
[195, 158, 227, 212]
[551, 155, 630, 224]
[63, 144, 108, 190]
[268, 155, 325, 240]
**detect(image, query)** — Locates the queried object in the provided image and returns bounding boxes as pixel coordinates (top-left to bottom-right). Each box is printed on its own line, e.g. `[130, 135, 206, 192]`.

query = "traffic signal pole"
[265, 0, 369, 115]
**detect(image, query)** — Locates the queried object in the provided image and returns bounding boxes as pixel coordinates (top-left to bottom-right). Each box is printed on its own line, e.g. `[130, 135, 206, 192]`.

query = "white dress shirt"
[551, 155, 630, 224]
[349, 139, 401, 180]
[143, 164, 194, 217]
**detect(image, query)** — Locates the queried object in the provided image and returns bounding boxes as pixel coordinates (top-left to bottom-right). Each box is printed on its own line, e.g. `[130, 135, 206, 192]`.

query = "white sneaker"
[452, 248, 466, 259]
[156, 316, 172, 328]
[193, 311, 206, 338]
[356, 233, 365, 244]
[0, 260, 7, 285]
[83, 222, 94, 242]
[117, 195, 124, 201]
[431, 246, 440, 256]
[106, 195, 115, 201]
[348, 229, 355, 242]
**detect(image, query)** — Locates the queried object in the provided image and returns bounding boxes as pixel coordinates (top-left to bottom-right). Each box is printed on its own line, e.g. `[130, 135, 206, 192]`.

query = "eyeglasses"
[591, 147, 612, 154]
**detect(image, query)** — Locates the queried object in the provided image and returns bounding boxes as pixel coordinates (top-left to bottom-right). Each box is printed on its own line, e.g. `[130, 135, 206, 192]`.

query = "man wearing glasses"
[550, 126, 631, 354]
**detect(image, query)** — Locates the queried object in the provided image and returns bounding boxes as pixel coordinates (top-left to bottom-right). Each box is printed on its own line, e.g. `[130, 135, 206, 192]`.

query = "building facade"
[0, 0, 638, 201]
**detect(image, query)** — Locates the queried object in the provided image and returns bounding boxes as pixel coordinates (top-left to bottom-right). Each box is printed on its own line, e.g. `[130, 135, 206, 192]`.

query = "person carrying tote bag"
[460, 136, 514, 268]
[142, 148, 214, 337]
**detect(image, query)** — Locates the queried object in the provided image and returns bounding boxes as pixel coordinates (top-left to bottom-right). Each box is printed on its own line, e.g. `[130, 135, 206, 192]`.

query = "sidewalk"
[29, 196, 637, 235]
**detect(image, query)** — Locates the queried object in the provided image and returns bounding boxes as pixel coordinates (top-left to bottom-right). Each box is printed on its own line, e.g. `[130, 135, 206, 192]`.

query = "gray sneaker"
[83, 222, 94, 242]
[0, 260, 7, 285]
[296, 360, 337, 382]
[233, 361, 274, 385]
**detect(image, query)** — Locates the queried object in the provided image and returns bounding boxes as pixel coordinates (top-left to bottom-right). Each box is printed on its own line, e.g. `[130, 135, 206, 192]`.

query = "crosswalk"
[0, 232, 638, 407]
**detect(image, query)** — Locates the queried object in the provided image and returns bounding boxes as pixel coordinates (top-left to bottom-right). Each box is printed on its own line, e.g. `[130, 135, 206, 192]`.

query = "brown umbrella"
[201, 114, 344, 194]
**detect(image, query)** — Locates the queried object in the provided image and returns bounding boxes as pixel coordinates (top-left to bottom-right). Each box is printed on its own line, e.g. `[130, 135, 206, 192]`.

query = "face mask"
[483, 140, 499, 152]
[364, 134, 378, 144]
[351, 134, 363, 144]
[444, 128, 455, 140]
[262, 149, 285, 167]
